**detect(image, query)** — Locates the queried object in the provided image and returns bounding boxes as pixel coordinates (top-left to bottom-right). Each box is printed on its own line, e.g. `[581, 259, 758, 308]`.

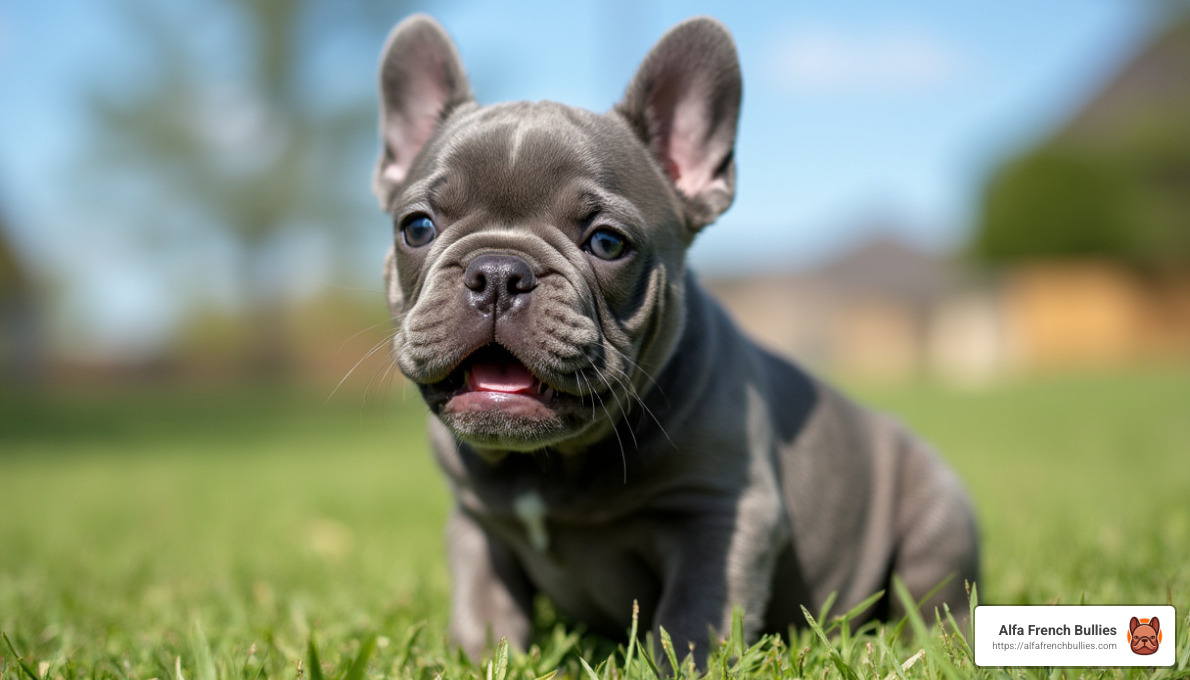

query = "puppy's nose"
[463, 254, 537, 315]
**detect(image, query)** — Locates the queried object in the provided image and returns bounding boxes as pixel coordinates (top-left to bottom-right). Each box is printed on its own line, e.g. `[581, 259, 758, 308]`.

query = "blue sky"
[0, 1, 1161, 357]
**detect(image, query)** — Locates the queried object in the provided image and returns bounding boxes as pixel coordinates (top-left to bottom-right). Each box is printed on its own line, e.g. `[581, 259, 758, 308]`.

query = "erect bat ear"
[373, 14, 473, 208]
[1130, 617, 1140, 633]
[1150, 617, 1159, 635]
[616, 16, 742, 233]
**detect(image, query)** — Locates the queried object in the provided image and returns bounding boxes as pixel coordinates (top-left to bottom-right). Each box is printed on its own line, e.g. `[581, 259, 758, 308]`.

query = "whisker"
[577, 371, 598, 420]
[375, 353, 403, 418]
[608, 345, 669, 407]
[609, 363, 676, 451]
[335, 319, 396, 357]
[324, 284, 388, 295]
[593, 363, 639, 451]
[363, 342, 399, 410]
[327, 332, 397, 403]
[591, 365, 629, 483]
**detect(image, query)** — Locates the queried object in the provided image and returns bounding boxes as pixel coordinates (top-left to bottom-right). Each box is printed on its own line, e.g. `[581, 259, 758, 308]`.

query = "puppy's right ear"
[374, 15, 473, 208]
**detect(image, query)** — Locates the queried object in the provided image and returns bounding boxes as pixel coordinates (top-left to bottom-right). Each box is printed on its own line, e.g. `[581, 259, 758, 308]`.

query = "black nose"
[463, 254, 537, 315]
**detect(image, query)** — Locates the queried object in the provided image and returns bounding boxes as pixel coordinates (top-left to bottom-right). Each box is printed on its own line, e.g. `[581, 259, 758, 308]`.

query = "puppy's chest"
[477, 490, 659, 564]
[477, 493, 664, 630]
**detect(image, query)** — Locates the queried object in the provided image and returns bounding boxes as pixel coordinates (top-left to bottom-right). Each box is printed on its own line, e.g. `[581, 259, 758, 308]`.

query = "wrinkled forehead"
[412, 101, 667, 223]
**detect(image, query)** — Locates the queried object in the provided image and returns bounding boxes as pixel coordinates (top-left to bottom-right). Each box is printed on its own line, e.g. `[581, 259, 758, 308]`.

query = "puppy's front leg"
[446, 508, 535, 659]
[653, 500, 784, 666]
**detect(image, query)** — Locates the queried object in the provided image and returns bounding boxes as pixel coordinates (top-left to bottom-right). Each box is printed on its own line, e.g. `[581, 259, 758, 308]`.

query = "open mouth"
[416, 343, 604, 449]
[461, 344, 557, 400]
[421, 344, 574, 417]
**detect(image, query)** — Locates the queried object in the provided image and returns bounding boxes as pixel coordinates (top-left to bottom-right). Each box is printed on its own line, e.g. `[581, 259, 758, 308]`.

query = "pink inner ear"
[382, 164, 407, 186]
[384, 56, 453, 183]
[665, 158, 681, 183]
[667, 87, 728, 199]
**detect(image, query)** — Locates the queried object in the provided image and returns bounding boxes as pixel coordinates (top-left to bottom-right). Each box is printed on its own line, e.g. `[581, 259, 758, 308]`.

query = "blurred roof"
[817, 235, 953, 304]
[1062, 12, 1190, 140]
[704, 233, 957, 310]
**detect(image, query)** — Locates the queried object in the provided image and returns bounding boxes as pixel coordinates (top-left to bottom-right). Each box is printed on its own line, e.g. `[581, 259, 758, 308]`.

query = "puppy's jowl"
[372, 14, 979, 663]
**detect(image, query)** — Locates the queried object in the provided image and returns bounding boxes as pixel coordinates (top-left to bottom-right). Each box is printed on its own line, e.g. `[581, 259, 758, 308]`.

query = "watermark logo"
[974, 605, 1175, 667]
[1128, 616, 1160, 656]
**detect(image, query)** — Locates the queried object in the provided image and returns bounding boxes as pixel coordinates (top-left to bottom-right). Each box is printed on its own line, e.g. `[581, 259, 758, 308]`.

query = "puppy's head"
[373, 15, 741, 452]
[1129, 617, 1160, 655]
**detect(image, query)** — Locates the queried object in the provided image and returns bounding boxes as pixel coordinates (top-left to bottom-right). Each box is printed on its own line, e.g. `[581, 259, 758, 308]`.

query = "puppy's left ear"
[616, 17, 742, 232]
[374, 14, 474, 207]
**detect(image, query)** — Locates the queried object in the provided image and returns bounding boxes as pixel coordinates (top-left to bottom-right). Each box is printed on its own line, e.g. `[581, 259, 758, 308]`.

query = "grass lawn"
[1, 368, 1188, 679]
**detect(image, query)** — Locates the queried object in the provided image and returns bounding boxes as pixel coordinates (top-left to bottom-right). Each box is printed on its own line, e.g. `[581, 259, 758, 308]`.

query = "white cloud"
[767, 25, 968, 96]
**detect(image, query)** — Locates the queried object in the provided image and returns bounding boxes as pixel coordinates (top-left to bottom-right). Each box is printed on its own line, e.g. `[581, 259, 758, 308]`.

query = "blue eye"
[585, 228, 628, 260]
[401, 214, 437, 247]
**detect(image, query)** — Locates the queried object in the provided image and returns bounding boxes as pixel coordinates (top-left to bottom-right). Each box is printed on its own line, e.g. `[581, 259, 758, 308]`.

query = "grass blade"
[306, 636, 326, 680]
[250, 646, 269, 680]
[637, 632, 662, 679]
[624, 600, 640, 670]
[393, 622, 424, 673]
[342, 634, 376, 680]
[840, 590, 885, 627]
[730, 606, 745, 659]
[1, 633, 41, 680]
[538, 626, 579, 672]
[892, 577, 963, 680]
[658, 626, 679, 676]
[191, 621, 217, 680]
[799, 605, 861, 680]
[487, 637, 508, 680]
[942, 603, 972, 660]
[578, 655, 601, 680]
[816, 591, 838, 625]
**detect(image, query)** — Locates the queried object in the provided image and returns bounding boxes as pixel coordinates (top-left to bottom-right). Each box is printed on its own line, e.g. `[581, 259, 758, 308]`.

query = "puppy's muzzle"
[464, 254, 537, 317]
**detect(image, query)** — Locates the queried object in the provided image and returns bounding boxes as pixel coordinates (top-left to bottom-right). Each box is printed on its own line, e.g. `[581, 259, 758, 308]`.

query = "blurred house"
[0, 213, 41, 384]
[705, 243, 1190, 386]
[704, 237, 1008, 384]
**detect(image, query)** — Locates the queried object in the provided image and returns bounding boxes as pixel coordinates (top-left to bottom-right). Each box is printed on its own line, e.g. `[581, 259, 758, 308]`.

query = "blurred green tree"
[89, 0, 407, 374]
[973, 12, 1190, 268]
[0, 206, 42, 383]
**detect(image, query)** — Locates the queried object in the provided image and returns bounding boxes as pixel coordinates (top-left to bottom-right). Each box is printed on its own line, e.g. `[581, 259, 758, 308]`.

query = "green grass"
[2, 369, 1189, 679]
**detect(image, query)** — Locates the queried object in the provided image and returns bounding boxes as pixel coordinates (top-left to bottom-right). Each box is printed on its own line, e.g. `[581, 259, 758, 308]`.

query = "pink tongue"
[469, 361, 537, 393]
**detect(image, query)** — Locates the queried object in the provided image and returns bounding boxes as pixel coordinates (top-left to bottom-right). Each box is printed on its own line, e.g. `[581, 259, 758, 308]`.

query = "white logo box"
[974, 605, 1176, 667]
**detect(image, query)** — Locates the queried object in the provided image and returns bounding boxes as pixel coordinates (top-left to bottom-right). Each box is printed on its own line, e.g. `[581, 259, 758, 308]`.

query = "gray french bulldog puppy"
[372, 14, 979, 664]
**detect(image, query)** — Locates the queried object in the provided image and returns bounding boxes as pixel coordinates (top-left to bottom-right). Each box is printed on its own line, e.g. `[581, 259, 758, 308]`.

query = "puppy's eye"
[584, 228, 628, 260]
[401, 214, 437, 247]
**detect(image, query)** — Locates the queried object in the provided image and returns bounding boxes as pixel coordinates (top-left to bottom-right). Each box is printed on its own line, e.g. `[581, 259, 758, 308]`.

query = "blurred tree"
[89, 0, 407, 374]
[973, 11, 1190, 268]
[0, 206, 41, 384]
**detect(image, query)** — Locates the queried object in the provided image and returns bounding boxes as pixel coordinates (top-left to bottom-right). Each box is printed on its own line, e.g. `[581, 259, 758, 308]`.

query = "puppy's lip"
[442, 390, 559, 421]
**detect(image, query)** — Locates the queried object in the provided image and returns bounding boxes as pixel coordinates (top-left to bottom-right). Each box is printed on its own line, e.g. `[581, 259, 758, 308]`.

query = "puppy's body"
[436, 277, 977, 651]
[372, 15, 979, 662]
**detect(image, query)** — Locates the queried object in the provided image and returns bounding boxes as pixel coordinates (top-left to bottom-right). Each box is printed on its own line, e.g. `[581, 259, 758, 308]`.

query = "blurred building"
[704, 237, 1007, 384]
[706, 241, 1190, 385]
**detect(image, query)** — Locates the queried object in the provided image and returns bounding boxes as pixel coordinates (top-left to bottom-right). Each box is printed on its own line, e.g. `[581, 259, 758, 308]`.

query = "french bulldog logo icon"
[1128, 616, 1161, 656]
